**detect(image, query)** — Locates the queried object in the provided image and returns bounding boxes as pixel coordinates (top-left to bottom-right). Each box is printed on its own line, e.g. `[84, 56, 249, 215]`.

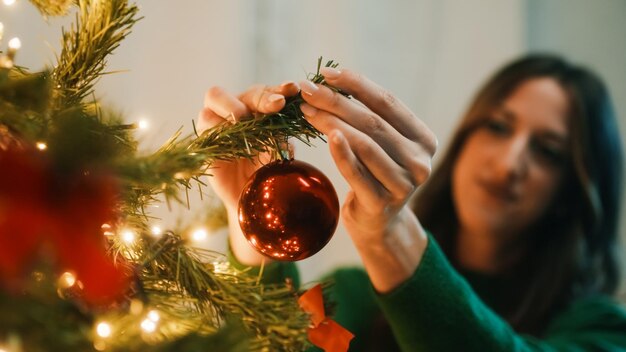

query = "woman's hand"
[298, 67, 437, 292]
[197, 82, 299, 265]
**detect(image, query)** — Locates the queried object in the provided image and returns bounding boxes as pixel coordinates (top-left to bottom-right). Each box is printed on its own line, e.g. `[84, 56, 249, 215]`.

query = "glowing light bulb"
[0, 23, 4, 39]
[141, 318, 156, 333]
[59, 272, 76, 287]
[147, 310, 160, 322]
[121, 229, 136, 244]
[138, 119, 149, 130]
[96, 322, 112, 338]
[8, 37, 20, 50]
[3, 0, 16, 6]
[191, 228, 208, 242]
[36, 142, 47, 150]
[151, 226, 162, 237]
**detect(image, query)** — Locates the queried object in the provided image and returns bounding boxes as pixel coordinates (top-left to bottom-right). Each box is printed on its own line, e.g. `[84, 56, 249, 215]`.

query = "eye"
[532, 140, 565, 164]
[483, 119, 511, 136]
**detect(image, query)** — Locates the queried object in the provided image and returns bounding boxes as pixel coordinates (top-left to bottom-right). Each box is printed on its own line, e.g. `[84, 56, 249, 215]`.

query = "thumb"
[197, 107, 229, 135]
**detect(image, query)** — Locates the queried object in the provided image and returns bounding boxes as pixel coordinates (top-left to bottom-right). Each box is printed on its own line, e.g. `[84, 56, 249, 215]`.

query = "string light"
[137, 119, 149, 130]
[121, 229, 136, 244]
[150, 226, 162, 237]
[96, 322, 112, 338]
[140, 309, 160, 333]
[191, 228, 208, 242]
[2, 0, 16, 6]
[36, 142, 47, 150]
[7, 37, 20, 50]
[0, 32, 20, 69]
[0, 36, 20, 69]
[59, 272, 77, 288]
[147, 310, 160, 322]
[140, 318, 157, 333]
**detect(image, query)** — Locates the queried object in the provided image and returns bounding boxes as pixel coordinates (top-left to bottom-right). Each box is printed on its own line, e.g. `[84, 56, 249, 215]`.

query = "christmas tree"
[0, 1, 349, 351]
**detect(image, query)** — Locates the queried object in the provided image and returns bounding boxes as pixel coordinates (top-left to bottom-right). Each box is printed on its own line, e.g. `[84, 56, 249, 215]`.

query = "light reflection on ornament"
[297, 177, 310, 188]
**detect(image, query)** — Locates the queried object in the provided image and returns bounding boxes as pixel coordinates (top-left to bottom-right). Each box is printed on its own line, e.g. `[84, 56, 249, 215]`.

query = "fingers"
[202, 81, 300, 127]
[299, 91, 431, 184]
[307, 105, 420, 207]
[274, 81, 300, 97]
[327, 130, 388, 214]
[204, 86, 248, 122]
[319, 68, 437, 154]
[299, 81, 404, 156]
[238, 81, 300, 115]
[197, 106, 228, 134]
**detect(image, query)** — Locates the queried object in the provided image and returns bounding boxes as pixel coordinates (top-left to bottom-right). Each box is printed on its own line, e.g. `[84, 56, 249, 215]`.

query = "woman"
[197, 55, 626, 351]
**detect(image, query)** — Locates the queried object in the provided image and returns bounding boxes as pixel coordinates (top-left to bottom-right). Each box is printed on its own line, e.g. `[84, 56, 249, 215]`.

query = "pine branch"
[108, 230, 312, 351]
[116, 59, 345, 215]
[52, 0, 140, 110]
[28, 0, 74, 17]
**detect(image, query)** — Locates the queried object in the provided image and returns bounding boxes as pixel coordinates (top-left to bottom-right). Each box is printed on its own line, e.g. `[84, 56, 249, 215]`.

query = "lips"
[477, 179, 519, 203]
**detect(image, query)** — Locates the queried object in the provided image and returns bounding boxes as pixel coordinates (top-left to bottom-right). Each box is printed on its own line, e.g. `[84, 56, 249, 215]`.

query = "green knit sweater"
[231, 237, 626, 351]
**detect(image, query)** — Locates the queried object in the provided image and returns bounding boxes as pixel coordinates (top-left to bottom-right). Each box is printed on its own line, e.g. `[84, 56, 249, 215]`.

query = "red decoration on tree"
[0, 148, 130, 306]
[238, 159, 339, 261]
[298, 284, 354, 352]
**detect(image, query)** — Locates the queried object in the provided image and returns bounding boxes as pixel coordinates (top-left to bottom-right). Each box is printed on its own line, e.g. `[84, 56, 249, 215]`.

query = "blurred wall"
[1, 1, 623, 291]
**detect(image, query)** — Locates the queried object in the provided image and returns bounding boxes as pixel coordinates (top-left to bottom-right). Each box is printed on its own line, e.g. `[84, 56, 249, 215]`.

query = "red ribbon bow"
[298, 284, 354, 352]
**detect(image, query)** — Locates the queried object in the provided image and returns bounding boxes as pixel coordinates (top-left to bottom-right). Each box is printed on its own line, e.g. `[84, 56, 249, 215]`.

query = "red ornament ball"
[238, 159, 339, 261]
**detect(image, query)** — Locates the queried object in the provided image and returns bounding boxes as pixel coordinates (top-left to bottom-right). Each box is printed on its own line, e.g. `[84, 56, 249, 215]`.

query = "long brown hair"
[413, 54, 623, 335]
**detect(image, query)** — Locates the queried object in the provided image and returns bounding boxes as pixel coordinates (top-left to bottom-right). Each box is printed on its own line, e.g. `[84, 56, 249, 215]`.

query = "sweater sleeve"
[376, 234, 626, 352]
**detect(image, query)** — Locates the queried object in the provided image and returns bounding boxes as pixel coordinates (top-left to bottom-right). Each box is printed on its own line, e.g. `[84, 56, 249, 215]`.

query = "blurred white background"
[1, 0, 625, 291]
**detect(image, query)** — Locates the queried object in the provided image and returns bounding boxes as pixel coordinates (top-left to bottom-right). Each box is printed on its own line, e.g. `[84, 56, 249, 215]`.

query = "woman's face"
[452, 78, 570, 241]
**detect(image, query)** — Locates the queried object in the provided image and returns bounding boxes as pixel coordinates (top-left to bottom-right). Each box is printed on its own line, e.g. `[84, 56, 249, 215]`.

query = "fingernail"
[268, 94, 283, 103]
[299, 80, 319, 96]
[300, 103, 318, 117]
[320, 67, 341, 79]
[282, 81, 300, 91]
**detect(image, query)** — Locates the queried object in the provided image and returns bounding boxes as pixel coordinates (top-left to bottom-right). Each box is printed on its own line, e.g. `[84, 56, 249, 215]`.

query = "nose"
[492, 136, 529, 182]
